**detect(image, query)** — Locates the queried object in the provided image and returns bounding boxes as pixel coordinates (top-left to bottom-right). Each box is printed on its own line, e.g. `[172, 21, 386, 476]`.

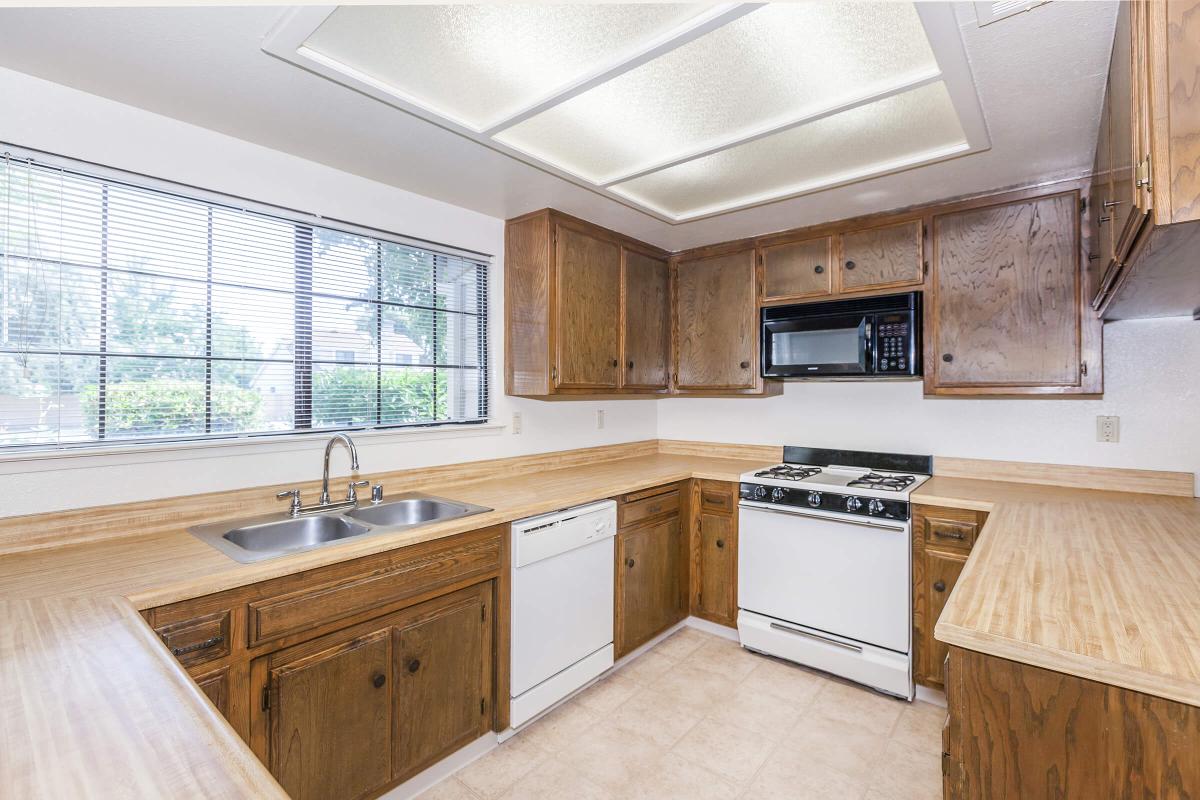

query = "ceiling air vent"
[975, 1, 1050, 27]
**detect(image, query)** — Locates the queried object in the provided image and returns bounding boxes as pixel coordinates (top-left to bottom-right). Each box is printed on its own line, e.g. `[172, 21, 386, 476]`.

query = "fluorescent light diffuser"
[609, 81, 968, 220]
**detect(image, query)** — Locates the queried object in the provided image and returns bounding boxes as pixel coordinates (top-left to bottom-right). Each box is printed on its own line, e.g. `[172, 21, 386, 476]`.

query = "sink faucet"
[320, 433, 359, 505]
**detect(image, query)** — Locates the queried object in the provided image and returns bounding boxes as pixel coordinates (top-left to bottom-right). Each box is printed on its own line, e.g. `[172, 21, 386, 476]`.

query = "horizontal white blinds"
[0, 151, 489, 450]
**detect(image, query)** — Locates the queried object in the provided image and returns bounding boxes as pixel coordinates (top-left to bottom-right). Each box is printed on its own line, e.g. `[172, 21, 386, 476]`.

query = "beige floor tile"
[609, 686, 705, 748]
[745, 746, 868, 800]
[416, 776, 480, 800]
[651, 627, 712, 661]
[456, 736, 550, 799]
[738, 656, 827, 706]
[622, 751, 740, 800]
[889, 701, 946, 755]
[617, 649, 676, 685]
[810, 679, 906, 737]
[864, 740, 942, 800]
[575, 672, 642, 715]
[687, 638, 762, 682]
[671, 718, 775, 786]
[559, 720, 667, 793]
[651, 662, 737, 714]
[705, 683, 805, 737]
[788, 712, 889, 779]
[517, 698, 601, 754]
[496, 756, 614, 800]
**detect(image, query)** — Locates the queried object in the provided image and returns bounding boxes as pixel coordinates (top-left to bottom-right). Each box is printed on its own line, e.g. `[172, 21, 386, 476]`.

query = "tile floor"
[419, 627, 945, 800]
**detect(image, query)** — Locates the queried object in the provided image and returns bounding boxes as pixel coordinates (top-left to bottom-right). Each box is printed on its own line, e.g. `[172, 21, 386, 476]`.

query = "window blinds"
[0, 150, 489, 450]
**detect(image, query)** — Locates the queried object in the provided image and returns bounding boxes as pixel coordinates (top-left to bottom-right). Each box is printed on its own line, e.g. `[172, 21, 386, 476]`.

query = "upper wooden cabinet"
[838, 219, 924, 293]
[928, 188, 1102, 396]
[761, 236, 833, 302]
[673, 247, 769, 393]
[505, 209, 673, 397]
[1092, 0, 1200, 318]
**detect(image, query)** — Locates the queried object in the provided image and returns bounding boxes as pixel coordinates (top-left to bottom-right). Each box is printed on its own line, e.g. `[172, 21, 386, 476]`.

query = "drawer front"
[699, 480, 735, 514]
[619, 487, 680, 529]
[156, 610, 231, 668]
[247, 535, 501, 647]
[918, 505, 984, 551]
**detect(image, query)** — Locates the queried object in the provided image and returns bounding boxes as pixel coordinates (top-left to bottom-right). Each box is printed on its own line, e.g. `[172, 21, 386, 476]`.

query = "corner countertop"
[919, 476, 1200, 708]
[0, 452, 771, 799]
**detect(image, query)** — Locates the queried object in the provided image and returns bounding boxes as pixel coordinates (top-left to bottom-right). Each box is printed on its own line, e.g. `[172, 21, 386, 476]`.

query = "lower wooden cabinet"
[615, 484, 686, 657]
[192, 666, 231, 719]
[690, 480, 738, 627]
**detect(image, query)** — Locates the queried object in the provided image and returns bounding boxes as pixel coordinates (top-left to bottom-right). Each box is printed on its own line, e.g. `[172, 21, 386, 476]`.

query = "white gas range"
[736, 447, 931, 700]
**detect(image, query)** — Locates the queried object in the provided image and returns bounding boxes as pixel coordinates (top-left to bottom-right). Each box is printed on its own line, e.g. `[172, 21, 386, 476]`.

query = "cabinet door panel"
[193, 667, 230, 719]
[622, 249, 670, 389]
[616, 517, 681, 656]
[697, 512, 736, 625]
[555, 224, 621, 388]
[762, 237, 832, 301]
[839, 220, 923, 291]
[394, 585, 490, 781]
[1090, 87, 1116, 305]
[269, 628, 393, 800]
[932, 193, 1080, 388]
[924, 549, 967, 686]
[674, 249, 757, 390]
[1108, 0, 1143, 256]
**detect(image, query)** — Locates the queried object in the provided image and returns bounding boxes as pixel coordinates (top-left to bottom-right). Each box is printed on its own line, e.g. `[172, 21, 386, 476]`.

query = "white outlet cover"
[1096, 415, 1119, 443]
[512, 411, 522, 434]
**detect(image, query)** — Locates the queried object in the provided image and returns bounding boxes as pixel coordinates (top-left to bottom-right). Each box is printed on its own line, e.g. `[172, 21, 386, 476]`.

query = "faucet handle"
[346, 480, 370, 503]
[276, 489, 302, 517]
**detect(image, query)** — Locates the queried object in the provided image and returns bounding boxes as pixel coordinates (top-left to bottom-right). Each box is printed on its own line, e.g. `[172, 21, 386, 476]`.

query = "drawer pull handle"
[716, 539, 725, 549]
[373, 673, 387, 688]
[170, 634, 224, 657]
[934, 580, 946, 593]
[933, 528, 965, 540]
[626, 558, 636, 569]
[407, 659, 421, 674]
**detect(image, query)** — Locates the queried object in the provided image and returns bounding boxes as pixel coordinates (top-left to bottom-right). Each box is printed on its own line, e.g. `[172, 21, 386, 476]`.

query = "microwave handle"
[863, 321, 873, 369]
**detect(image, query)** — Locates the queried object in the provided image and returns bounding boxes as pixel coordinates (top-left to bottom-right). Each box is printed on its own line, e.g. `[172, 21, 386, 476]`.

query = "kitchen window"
[0, 150, 490, 450]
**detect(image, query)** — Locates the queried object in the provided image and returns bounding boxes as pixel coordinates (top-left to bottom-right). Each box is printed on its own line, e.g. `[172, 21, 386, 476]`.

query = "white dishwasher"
[509, 499, 616, 729]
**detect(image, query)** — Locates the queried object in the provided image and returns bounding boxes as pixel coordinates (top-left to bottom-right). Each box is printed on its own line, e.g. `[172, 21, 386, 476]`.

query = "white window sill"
[0, 422, 507, 475]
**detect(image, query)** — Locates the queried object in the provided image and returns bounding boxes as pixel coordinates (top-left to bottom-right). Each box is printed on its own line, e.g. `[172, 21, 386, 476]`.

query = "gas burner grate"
[753, 465, 822, 481]
[846, 472, 917, 491]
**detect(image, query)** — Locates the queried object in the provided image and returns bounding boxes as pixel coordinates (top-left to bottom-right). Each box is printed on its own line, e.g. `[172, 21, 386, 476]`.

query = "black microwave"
[761, 292, 922, 378]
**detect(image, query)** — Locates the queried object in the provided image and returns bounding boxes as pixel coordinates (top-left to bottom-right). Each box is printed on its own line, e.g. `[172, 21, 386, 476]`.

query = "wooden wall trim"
[934, 456, 1194, 497]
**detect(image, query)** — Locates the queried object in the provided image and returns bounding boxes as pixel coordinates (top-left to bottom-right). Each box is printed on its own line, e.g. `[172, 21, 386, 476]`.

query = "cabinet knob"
[740, 361, 750, 369]
[627, 360, 634, 369]
[814, 265, 824, 274]
[942, 353, 954, 363]
[626, 558, 636, 568]
[845, 260, 856, 270]
[407, 659, 421, 673]
[933, 580, 946, 593]
[372, 673, 387, 688]
[611, 359, 618, 368]
[716, 539, 725, 549]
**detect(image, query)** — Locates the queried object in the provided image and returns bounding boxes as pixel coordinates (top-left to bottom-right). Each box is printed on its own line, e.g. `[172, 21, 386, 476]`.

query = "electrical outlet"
[1096, 415, 1119, 443]
[511, 412, 522, 435]
[596, 409, 605, 430]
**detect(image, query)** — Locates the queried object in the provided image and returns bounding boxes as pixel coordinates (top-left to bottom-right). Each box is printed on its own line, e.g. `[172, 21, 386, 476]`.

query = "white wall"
[658, 317, 1200, 494]
[0, 67, 658, 517]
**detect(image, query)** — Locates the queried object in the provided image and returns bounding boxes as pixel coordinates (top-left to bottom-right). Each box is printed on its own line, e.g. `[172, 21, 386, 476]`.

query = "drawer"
[918, 506, 986, 551]
[246, 534, 501, 647]
[699, 480, 736, 514]
[619, 487, 680, 529]
[156, 610, 230, 668]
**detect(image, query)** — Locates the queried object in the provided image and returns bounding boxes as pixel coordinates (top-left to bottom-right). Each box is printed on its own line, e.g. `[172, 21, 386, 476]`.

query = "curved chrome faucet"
[320, 432, 359, 505]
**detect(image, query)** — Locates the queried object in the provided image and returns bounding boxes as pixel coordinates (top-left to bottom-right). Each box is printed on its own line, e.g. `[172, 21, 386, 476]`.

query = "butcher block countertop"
[920, 476, 1200, 708]
[0, 449, 772, 799]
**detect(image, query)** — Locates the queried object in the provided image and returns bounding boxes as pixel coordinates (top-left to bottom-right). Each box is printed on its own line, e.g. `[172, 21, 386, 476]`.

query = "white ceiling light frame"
[262, 3, 990, 224]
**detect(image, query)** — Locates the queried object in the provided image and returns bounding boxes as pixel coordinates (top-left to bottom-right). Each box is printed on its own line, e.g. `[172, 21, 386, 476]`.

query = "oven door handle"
[769, 622, 864, 653]
[738, 501, 906, 532]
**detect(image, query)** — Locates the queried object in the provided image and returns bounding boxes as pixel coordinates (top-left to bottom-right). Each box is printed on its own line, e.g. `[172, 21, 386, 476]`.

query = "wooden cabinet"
[838, 219, 924, 293]
[912, 504, 986, 689]
[615, 484, 685, 657]
[504, 209, 671, 397]
[689, 480, 738, 627]
[1089, 85, 1116, 303]
[761, 236, 832, 301]
[927, 188, 1101, 396]
[193, 666, 231, 718]
[674, 247, 773, 394]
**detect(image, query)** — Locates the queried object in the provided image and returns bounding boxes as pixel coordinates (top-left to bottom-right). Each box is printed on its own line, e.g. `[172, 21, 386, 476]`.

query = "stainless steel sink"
[189, 492, 492, 563]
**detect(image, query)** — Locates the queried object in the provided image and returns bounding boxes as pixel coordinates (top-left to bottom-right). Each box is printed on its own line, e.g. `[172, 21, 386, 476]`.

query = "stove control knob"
[771, 487, 787, 502]
[807, 491, 822, 507]
[752, 485, 768, 500]
[868, 499, 885, 515]
[845, 497, 862, 512]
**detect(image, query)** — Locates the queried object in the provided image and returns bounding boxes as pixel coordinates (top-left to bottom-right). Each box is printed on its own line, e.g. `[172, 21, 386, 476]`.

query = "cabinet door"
[1107, 0, 1149, 259]
[268, 628, 394, 800]
[931, 192, 1081, 390]
[555, 224, 621, 389]
[839, 220, 923, 292]
[674, 249, 757, 390]
[622, 249, 670, 390]
[1089, 86, 1117, 305]
[193, 667, 230, 719]
[394, 584, 491, 782]
[616, 517, 682, 656]
[696, 512, 736, 625]
[923, 549, 967, 687]
[761, 237, 832, 301]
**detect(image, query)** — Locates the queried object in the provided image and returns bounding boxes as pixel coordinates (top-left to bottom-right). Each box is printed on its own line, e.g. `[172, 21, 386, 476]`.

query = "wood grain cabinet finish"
[615, 516, 685, 657]
[673, 248, 764, 393]
[761, 236, 833, 301]
[945, 645, 1200, 799]
[1089, 84, 1117, 303]
[837, 219, 924, 293]
[928, 190, 1094, 395]
[554, 223, 621, 389]
[690, 480, 738, 628]
[621, 249, 670, 390]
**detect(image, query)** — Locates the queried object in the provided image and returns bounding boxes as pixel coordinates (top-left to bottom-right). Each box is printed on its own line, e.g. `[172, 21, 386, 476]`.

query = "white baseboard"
[375, 732, 497, 800]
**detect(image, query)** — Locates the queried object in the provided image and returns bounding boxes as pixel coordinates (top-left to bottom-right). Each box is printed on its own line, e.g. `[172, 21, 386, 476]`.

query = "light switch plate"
[512, 411, 522, 434]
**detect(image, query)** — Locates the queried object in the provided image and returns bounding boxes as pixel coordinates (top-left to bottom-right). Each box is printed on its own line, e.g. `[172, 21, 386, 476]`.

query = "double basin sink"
[190, 493, 493, 563]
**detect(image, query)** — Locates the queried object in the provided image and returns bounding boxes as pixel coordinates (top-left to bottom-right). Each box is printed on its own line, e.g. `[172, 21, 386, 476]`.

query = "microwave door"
[765, 314, 869, 377]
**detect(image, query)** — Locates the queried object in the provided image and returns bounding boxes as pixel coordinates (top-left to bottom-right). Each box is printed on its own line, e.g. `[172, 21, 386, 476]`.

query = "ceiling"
[0, 2, 1116, 251]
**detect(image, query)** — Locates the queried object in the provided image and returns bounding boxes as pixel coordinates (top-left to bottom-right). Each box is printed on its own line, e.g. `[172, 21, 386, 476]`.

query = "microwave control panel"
[876, 314, 912, 373]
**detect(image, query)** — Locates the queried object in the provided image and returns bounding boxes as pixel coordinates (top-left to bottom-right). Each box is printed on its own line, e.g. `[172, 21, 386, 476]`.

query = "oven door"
[762, 312, 871, 377]
[737, 502, 910, 653]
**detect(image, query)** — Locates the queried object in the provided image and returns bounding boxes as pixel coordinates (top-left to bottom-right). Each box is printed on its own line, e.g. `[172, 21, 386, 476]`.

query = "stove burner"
[754, 465, 822, 481]
[846, 472, 917, 491]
